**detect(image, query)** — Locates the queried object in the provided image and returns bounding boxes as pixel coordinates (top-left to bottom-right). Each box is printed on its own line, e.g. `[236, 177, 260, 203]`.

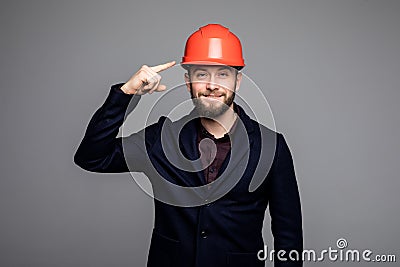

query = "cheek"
[217, 79, 236, 90]
[191, 83, 207, 94]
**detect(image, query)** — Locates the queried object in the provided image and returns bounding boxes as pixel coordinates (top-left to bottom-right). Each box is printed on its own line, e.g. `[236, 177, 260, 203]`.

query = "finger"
[150, 79, 163, 94]
[136, 68, 153, 88]
[155, 84, 167, 91]
[143, 74, 159, 91]
[150, 61, 176, 73]
[150, 72, 163, 94]
[148, 78, 161, 94]
[143, 69, 161, 94]
[139, 68, 156, 85]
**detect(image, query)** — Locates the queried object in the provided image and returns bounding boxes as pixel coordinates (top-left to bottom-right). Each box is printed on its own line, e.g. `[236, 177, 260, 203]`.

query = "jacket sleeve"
[268, 133, 303, 267]
[74, 83, 158, 173]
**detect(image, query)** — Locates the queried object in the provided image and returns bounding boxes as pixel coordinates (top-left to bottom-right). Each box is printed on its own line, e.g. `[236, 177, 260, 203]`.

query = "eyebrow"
[192, 66, 233, 72]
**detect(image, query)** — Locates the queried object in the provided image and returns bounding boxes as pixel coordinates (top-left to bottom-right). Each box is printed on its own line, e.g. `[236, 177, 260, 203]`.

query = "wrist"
[120, 84, 136, 95]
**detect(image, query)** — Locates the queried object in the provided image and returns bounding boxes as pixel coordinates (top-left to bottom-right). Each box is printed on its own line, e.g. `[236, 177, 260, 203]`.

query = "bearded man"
[74, 24, 303, 267]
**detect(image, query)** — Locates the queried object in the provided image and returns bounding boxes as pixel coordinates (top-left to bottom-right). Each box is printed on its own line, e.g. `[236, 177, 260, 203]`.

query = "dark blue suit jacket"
[74, 84, 303, 267]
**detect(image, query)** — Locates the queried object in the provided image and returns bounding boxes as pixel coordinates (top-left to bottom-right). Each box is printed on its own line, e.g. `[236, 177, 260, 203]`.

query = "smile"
[201, 94, 223, 99]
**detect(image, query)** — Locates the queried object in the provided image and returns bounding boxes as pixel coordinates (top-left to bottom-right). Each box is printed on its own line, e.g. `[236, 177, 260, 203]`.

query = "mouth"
[200, 94, 224, 99]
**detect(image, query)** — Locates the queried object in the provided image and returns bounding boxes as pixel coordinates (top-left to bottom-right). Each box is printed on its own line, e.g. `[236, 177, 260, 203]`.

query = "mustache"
[199, 92, 225, 97]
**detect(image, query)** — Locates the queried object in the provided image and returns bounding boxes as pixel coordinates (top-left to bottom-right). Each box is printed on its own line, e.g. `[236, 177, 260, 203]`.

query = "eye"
[195, 72, 208, 79]
[218, 71, 229, 78]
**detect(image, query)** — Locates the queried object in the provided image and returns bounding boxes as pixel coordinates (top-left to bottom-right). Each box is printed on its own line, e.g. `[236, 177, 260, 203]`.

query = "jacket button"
[200, 230, 208, 238]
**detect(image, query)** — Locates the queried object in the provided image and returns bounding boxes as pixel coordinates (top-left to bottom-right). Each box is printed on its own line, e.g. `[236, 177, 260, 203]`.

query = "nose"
[206, 75, 218, 90]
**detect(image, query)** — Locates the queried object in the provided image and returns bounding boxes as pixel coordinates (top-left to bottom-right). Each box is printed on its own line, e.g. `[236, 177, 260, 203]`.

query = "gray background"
[0, 0, 399, 266]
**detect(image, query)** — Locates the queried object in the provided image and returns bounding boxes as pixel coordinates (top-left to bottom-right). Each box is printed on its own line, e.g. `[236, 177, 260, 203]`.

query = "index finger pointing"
[150, 61, 176, 73]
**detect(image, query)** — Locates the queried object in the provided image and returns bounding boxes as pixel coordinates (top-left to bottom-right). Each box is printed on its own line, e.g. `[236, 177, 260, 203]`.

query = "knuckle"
[150, 75, 158, 83]
[138, 69, 147, 77]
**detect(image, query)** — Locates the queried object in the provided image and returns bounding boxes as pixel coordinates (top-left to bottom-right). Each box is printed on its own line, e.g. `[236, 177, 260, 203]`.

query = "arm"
[74, 61, 175, 173]
[268, 133, 303, 267]
[74, 84, 143, 172]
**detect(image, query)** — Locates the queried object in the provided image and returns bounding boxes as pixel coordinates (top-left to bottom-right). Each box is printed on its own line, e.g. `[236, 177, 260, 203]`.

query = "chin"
[193, 102, 229, 118]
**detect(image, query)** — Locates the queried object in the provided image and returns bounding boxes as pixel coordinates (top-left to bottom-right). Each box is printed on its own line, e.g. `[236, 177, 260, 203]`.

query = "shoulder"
[248, 117, 293, 165]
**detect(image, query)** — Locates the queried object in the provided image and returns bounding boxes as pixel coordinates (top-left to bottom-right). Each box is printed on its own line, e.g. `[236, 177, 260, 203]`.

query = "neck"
[200, 105, 237, 139]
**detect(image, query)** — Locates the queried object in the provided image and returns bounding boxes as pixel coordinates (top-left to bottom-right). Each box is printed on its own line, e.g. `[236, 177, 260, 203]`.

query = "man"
[74, 24, 303, 267]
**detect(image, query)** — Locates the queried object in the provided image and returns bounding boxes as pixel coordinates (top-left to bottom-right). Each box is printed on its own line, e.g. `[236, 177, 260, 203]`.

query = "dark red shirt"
[196, 105, 240, 184]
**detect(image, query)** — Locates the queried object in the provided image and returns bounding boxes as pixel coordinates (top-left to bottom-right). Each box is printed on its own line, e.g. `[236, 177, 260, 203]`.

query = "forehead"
[189, 65, 235, 73]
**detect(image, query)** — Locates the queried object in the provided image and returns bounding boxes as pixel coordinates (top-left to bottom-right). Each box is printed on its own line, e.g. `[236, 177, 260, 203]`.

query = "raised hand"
[120, 61, 176, 95]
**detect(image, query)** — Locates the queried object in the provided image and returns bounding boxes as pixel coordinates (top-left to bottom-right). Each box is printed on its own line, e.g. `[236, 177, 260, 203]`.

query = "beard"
[190, 84, 236, 118]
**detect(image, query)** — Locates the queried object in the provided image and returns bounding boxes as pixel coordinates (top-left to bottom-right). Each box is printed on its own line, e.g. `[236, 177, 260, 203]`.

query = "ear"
[235, 72, 242, 92]
[184, 72, 190, 92]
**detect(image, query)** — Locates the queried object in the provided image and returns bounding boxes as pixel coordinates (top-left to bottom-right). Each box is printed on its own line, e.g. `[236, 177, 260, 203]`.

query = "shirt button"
[200, 230, 208, 238]
[209, 167, 215, 173]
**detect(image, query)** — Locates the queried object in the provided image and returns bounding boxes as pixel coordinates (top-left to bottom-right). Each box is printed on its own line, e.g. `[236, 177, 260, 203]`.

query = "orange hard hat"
[181, 24, 245, 68]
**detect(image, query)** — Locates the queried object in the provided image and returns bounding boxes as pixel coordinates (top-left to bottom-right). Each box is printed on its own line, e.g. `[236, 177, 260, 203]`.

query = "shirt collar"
[197, 103, 240, 142]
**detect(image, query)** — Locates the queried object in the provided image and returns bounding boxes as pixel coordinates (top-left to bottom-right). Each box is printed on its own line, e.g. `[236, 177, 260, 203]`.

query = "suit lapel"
[176, 111, 206, 186]
[176, 104, 257, 191]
